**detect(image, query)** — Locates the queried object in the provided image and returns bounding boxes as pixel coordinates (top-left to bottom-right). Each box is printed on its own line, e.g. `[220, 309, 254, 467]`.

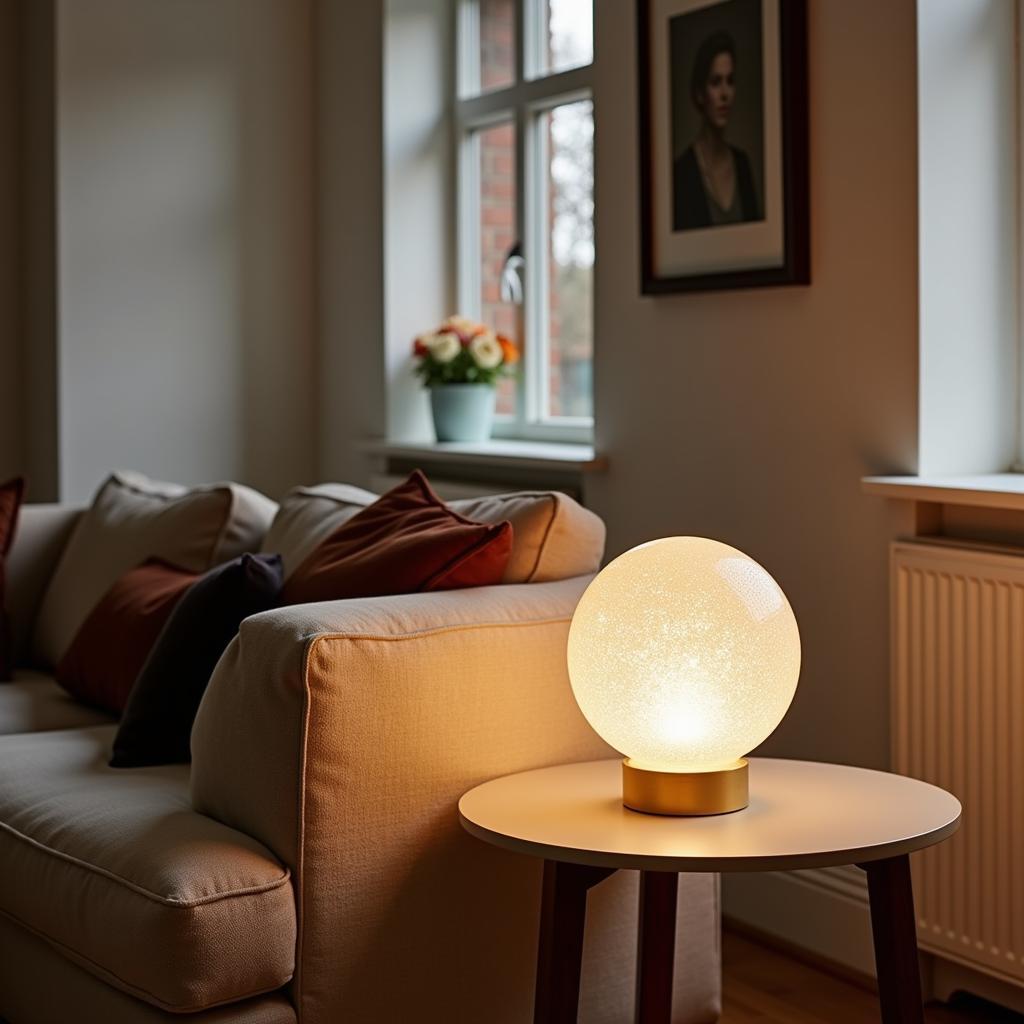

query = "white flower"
[469, 331, 503, 369]
[430, 331, 461, 363]
[443, 314, 478, 336]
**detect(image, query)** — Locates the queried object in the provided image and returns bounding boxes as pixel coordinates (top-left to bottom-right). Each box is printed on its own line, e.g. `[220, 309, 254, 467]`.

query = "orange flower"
[497, 334, 520, 365]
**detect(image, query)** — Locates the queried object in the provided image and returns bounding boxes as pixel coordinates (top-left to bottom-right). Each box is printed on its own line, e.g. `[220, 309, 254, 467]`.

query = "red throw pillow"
[0, 477, 25, 681]
[282, 469, 513, 604]
[57, 559, 197, 714]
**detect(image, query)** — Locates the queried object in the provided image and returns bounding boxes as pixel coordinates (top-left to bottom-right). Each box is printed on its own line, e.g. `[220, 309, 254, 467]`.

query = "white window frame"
[455, 0, 594, 443]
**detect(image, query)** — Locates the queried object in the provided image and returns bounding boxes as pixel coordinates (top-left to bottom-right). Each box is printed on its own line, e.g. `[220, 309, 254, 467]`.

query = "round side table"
[458, 757, 961, 1024]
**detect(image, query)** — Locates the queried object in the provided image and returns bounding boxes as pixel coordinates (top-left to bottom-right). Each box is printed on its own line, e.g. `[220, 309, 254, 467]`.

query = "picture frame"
[637, 0, 809, 294]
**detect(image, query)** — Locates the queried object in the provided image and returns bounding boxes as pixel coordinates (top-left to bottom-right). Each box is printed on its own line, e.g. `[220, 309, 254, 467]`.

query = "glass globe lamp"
[567, 537, 800, 815]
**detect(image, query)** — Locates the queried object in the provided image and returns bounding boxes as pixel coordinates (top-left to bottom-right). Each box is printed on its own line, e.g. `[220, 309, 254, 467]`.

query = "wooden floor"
[720, 930, 1024, 1023]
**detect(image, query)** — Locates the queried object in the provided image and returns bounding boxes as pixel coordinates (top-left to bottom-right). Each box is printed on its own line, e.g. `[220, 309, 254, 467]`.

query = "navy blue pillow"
[110, 552, 283, 768]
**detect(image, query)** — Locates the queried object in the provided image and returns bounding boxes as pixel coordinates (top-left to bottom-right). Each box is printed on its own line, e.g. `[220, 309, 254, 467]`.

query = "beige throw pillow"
[264, 482, 605, 585]
[33, 471, 277, 667]
[449, 492, 605, 583]
[260, 483, 378, 578]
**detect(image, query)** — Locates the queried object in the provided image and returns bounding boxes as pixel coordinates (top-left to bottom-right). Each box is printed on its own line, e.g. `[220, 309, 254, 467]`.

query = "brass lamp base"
[621, 758, 749, 816]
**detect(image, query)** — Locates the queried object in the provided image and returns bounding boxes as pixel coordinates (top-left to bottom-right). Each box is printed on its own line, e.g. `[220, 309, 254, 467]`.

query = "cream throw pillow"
[33, 471, 277, 667]
[260, 483, 379, 578]
[449, 491, 605, 583]
[264, 482, 605, 584]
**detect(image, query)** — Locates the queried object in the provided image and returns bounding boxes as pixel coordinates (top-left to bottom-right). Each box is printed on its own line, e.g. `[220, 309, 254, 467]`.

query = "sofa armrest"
[191, 578, 721, 1024]
[191, 576, 605, 861]
[6, 505, 83, 667]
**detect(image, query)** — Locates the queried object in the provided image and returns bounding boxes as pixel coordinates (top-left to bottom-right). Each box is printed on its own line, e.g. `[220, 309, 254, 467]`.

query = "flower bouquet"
[412, 316, 520, 442]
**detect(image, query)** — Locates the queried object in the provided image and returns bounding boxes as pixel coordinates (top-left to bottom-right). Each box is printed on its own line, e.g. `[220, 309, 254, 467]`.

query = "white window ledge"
[355, 438, 607, 474]
[862, 473, 1024, 512]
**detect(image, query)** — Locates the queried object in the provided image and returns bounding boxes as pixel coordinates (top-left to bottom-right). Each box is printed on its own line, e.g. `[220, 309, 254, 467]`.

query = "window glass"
[545, 99, 593, 418]
[479, 0, 516, 93]
[538, 0, 593, 77]
[456, 0, 594, 438]
[476, 121, 519, 415]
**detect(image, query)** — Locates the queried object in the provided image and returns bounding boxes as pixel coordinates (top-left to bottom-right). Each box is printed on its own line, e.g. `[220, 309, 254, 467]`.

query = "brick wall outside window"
[476, 0, 593, 419]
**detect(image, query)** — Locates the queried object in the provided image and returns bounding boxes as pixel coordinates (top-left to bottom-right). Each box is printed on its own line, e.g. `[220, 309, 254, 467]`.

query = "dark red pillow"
[57, 559, 197, 714]
[0, 477, 25, 681]
[281, 469, 512, 604]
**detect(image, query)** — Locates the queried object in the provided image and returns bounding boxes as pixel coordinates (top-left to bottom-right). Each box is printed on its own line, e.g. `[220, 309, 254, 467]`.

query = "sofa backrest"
[262, 484, 607, 583]
[7, 482, 607, 668]
[5, 505, 84, 668]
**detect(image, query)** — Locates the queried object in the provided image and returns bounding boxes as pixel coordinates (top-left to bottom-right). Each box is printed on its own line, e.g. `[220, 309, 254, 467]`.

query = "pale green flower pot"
[430, 384, 496, 443]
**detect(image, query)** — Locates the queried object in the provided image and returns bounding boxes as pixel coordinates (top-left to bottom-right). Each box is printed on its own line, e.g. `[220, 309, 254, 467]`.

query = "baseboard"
[929, 954, 1024, 1015]
[720, 867, 876, 978]
[722, 868, 1024, 1016]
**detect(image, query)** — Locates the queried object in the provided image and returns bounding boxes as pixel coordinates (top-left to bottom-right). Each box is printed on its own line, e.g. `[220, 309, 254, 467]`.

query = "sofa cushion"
[0, 476, 25, 680]
[57, 560, 198, 715]
[4, 504, 83, 670]
[260, 482, 378, 577]
[0, 725, 295, 1012]
[0, 671, 113, 735]
[449, 491, 605, 583]
[0, 911, 298, 1024]
[111, 553, 285, 768]
[281, 470, 513, 604]
[33, 472, 277, 667]
[264, 481, 605, 584]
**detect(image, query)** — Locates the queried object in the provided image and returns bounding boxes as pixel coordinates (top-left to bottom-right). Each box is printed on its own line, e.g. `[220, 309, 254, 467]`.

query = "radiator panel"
[892, 542, 1024, 986]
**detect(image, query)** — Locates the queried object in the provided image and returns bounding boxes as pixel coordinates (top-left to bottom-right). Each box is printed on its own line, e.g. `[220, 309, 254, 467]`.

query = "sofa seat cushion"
[0, 671, 113, 735]
[0, 726, 296, 1012]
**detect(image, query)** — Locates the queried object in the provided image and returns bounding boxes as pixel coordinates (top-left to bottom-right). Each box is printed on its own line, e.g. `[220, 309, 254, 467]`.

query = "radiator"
[892, 540, 1024, 988]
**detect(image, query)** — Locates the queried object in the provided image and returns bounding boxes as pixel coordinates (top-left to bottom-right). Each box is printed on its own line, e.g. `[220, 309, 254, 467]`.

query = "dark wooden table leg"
[534, 860, 617, 1024]
[860, 855, 925, 1024]
[636, 871, 679, 1024]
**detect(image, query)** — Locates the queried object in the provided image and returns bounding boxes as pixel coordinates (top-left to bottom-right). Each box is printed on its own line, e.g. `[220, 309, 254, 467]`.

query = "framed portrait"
[637, 0, 809, 293]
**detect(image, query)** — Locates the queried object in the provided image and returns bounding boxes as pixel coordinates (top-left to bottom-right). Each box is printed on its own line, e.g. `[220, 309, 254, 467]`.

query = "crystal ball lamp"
[567, 537, 801, 816]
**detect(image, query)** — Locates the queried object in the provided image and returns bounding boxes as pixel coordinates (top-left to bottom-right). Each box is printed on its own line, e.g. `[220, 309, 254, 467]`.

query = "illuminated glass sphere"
[567, 537, 800, 774]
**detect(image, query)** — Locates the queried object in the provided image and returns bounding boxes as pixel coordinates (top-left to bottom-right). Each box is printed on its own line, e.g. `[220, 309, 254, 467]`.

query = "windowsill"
[355, 437, 608, 473]
[861, 473, 1024, 511]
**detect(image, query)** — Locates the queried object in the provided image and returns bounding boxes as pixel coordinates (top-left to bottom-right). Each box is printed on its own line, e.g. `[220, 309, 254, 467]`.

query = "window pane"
[546, 99, 593, 419]
[476, 121, 519, 415]
[479, 0, 516, 94]
[538, 0, 592, 77]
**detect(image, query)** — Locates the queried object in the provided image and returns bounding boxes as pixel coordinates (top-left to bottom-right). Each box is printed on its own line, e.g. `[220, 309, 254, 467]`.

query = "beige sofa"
[0, 500, 721, 1023]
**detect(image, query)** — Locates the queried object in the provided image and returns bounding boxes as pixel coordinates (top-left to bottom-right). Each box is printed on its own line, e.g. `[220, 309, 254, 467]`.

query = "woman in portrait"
[673, 31, 759, 231]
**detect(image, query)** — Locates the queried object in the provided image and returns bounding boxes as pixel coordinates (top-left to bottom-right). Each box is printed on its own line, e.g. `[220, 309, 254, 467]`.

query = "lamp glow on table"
[567, 536, 801, 815]
[459, 759, 961, 1024]
[459, 535, 961, 1024]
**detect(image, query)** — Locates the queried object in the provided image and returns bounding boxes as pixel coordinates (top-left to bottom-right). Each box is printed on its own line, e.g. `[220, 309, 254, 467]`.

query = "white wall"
[56, 0, 317, 501]
[587, 0, 919, 772]
[384, 0, 455, 444]
[0, 0, 23, 481]
[316, 0, 387, 484]
[917, 0, 1018, 475]
[22, 0, 60, 502]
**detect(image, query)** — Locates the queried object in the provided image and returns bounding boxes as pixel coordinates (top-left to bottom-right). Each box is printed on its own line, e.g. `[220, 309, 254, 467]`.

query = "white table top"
[458, 758, 961, 872]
